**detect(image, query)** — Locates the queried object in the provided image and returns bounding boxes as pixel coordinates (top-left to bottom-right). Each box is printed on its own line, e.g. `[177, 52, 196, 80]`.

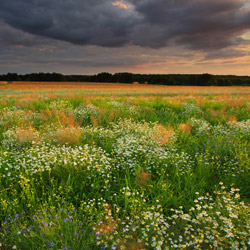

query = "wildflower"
[50, 242, 54, 247]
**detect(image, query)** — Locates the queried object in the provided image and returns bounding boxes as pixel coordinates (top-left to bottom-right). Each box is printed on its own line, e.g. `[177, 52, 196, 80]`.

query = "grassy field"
[0, 83, 250, 249]
[1, 81, 250, 96]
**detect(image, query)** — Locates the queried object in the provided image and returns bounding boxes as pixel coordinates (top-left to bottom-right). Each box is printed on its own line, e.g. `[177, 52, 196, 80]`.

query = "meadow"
[0, 82, 250, 249]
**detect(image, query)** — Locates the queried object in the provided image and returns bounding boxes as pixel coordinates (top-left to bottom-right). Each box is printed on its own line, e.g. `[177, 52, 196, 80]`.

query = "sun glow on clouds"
[112, 1, 130, 9]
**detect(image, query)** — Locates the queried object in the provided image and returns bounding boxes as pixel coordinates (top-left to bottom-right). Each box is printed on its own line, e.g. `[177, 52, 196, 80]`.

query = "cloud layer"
[1, 0, 250, 75]
[0, 0, 250, 50]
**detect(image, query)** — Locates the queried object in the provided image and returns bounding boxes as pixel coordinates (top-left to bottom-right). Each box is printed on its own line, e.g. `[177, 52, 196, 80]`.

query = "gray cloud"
[0, 21, 53, 47]
[0, 0, 137, 47]
[0, 42, 159, 74]
[0, 0, 250, 51]
[204, 48, 249, 60]
[131, 0, 250, 49]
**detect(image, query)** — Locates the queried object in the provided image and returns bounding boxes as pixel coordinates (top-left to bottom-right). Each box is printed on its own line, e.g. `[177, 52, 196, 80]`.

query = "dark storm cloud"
[0, 21, 53, 47]
[0, 0, 250, 50]
[0, 0, 137, 47]
[131, 0, 250, 49]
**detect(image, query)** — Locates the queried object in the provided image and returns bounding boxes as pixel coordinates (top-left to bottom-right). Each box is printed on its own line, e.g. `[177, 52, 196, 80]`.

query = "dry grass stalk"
[155, 124, 174, 145]
[90, 115, 98, 127]
[52, 126, 81, 145]
[195, 96, 206, 106]
[228, 115, 238, 123]
[38, 108, 53, 122]
[179, 122, 192, 134]
[206, 107, 226, 117]
[0, 100, 7, 106]
[57, 111, 77, 127]
[14, 127, 40, 146]
[95, 203, 117, 236]
[124, 242, 145, 250]
[96, 219, 117, 235]
[136, 170, 151, 186]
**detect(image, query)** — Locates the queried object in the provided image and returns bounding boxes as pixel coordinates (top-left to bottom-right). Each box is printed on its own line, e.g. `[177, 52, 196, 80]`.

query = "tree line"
[1, 72, 250, 86]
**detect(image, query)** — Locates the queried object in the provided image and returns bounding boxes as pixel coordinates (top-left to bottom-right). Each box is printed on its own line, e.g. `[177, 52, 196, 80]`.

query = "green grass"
[0, 89, 249, 249]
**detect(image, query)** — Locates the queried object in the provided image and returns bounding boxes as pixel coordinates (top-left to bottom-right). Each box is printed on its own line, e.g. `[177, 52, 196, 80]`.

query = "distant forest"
[1, 72, 250, 86]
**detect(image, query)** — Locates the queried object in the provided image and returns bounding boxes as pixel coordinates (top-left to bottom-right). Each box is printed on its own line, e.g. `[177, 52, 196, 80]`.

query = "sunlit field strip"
[1, 82, 250, 97]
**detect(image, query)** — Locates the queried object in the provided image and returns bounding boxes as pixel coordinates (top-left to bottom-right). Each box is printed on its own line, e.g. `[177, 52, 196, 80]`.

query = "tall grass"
[0, 88, 249, 249]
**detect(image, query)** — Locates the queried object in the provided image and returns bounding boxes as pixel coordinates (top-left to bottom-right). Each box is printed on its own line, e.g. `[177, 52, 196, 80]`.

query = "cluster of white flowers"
[113, 135, 193, 176]
[48, 99, 73, 111]
[227, 119, 250, 138]
[73, 104, 98, 122]
[0, 108, 32, 129]
[190, 118, 212, 135]
[165, 186, 250, 250]
[182, 103, 203, 116]
[108, 101, 139, 115]
[0, 143, 112, 185]
[93, 186, 250, 250]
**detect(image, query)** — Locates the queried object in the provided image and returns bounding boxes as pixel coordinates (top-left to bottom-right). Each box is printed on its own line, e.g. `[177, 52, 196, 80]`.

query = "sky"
[0, 0, 250, 75]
